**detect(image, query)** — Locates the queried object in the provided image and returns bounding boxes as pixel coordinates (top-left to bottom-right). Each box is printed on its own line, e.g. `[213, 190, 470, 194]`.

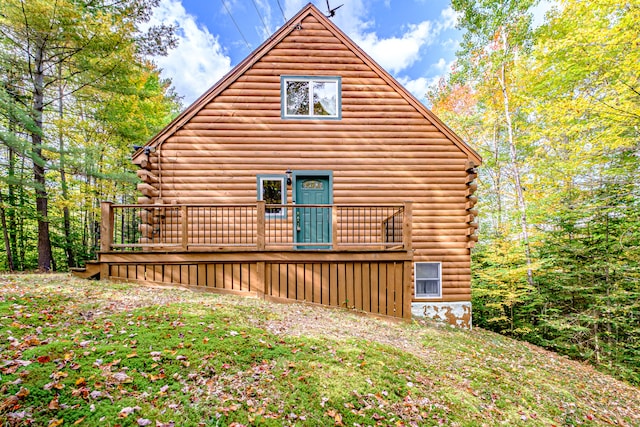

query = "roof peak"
[133, 2, 481, 164]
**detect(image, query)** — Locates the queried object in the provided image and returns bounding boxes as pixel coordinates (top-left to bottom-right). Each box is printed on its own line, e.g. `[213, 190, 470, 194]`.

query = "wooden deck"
[99, 250, 412, 319]
[87, 201, 415, 319]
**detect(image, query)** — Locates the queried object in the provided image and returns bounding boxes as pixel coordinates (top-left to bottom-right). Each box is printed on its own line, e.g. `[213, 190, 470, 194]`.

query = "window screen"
[415, 262, 441, 298]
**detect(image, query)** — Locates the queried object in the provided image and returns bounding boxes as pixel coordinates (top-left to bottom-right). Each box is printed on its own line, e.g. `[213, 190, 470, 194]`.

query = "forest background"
[0, 0, 638, 384]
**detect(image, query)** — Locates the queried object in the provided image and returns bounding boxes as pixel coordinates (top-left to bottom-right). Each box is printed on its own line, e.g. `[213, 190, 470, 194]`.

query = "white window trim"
[414, 262, 442, 299]
[257, 175, 287, 219]
[281, 76, 342, 120]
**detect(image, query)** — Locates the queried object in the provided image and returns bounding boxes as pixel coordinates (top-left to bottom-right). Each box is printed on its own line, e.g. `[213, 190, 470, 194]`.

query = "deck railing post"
[100, 201, 114, 252]
[403, 201, 413, 250]
[332, 205, 339, 250]
[181, 205, 188, 250]
[256, 201, 265, 250]
[99, 201, 114, 281]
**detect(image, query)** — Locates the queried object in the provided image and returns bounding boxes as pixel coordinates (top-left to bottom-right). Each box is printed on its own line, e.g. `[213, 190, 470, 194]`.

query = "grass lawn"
[1, 274, 638, 426]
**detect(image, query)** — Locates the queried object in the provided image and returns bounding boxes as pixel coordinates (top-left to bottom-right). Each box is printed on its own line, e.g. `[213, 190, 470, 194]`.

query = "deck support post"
[257, 201, 265, 250]
[403, 260, 412, 319]
[256, 261, 266, 297]
[403, 201, 413, 251]
[331, 206, 339, 250]
[181, 205, 188, 250]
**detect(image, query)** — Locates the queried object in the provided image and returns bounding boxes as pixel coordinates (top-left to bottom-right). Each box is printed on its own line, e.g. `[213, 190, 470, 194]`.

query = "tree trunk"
[58, 64, 75, 268]
[0, 192, 15, 271]
[18, 156, 26, 270]
[8, 135, 19, 270]
[499, 32, 534, 288]
[32, 44, 54, 272]
[492, 125, 503, 231]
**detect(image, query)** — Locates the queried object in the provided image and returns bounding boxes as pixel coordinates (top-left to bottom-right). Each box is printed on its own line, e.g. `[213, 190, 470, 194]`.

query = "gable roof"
[133, 3, 481, 164]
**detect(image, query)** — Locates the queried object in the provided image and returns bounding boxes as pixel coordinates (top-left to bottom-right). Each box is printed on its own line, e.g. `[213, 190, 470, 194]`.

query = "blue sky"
[147, 0, 465, 106]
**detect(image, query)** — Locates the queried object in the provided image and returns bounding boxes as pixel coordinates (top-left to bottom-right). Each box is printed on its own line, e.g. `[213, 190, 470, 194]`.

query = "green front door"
[295, 174, 331, 249]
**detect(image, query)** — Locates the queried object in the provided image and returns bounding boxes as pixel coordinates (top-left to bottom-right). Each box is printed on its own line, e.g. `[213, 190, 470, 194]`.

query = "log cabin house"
[78, 3, 481, 327]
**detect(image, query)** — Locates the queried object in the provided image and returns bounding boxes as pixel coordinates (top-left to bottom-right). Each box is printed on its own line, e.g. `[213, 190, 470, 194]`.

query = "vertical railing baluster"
[181, 205, 188, 250]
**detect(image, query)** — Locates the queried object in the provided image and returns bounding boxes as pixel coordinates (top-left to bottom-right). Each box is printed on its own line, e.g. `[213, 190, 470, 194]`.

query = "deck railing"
[101, 201, 412, 252]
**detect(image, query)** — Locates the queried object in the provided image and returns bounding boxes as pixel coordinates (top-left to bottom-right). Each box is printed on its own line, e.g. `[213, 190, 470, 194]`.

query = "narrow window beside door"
[257, 175, 286, 218]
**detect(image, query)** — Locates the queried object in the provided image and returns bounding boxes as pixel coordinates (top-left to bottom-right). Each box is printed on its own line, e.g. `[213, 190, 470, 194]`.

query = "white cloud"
[438, 7, 459, 31]
[283, 0, 309, 20]
[284, 1, 444, 75]
[354, 20, 436, 74]
[148, 0, 232, 106]
[433, 57, 452, 73]
[397, 76, 440, 102]
[252, 0, 276, 40]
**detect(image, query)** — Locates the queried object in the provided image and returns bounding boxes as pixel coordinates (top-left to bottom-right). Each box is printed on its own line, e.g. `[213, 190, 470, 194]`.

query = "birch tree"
[451, 0, 538, 287]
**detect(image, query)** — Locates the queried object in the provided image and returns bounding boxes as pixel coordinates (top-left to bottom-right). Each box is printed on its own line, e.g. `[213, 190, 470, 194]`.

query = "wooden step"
[71, 261, 101, 280]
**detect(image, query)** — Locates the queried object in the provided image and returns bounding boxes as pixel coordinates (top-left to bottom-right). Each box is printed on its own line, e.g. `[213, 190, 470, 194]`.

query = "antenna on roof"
[325, 0, 343, 18]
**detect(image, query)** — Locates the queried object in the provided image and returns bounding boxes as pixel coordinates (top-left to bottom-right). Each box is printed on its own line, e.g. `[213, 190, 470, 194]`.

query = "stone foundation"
[411, 302, 472, 328]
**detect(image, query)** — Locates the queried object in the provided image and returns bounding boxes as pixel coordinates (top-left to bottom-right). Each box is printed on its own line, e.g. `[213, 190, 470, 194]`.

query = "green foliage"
[472, 236, 539, 337]
[0, 0, 180, 270]
[433, 0, 640, 384]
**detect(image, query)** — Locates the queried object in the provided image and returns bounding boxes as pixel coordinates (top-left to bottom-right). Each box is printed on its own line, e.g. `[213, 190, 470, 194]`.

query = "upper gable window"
[281, 76, 341, 119]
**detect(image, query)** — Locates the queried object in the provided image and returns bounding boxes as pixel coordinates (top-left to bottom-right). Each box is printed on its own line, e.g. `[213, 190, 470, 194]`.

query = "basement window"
[281, 76, 341, 119]
[415, 262, 442, 298]
[257, 175, 286, 218]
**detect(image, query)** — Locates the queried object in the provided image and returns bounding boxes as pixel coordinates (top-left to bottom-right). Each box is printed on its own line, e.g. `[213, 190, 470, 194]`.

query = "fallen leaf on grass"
[16, 388, 29, 398]
[112, 372, 131, 383]
[149, 373, 165, 382]
[48, 396, 59, 410]
[0, 396, 19, 412]
[137, 418, 152, 426]
[71, 387, 90, 399]
[325, 409, 344, 426]
[48, 419, 63, 427]
[50, 371, 68, 380]
[119, 406, 141, 417]
[37, 355, 51, 363]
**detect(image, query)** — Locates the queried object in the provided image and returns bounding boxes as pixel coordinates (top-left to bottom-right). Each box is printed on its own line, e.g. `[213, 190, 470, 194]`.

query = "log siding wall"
[135, 13, 478, 303]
